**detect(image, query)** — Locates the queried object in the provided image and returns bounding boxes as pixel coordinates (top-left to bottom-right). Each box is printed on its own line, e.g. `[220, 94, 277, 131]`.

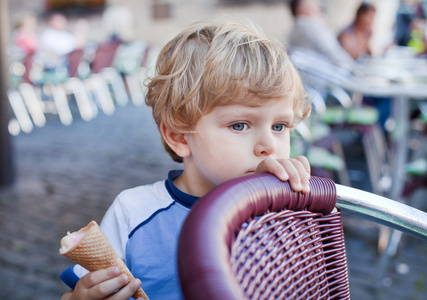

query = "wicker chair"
[178, 174, 349, 300]
[178, 174, 427, 300]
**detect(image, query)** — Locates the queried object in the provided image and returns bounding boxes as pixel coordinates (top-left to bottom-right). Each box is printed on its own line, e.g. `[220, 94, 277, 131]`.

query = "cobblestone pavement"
[0, 104, 180, 300]
[0, 102, 426, 300]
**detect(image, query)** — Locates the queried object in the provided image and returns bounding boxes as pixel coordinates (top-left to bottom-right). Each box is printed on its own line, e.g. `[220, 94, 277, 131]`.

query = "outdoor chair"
[7, 89, 33, 135]
[86, 40, 130, 113]
[178, 174, 427, 300]
[112, 40, 150, 106]
[8, 47, 80, 127]
[293, 89, 350, 186]
[290, 48, 394, 252]
[90, 40, 121, 74]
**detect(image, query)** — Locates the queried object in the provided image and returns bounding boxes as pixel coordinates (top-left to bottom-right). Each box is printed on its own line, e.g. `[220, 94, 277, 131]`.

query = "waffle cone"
[60, 221, 149, 300]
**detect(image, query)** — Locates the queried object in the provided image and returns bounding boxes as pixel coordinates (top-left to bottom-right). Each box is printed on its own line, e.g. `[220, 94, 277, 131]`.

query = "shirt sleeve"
[60, 264, 89, 290]
[100, 192, 131, 262]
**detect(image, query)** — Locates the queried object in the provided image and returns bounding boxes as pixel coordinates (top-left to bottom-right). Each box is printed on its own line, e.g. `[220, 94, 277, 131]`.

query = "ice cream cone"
[59, 221, 149, 300]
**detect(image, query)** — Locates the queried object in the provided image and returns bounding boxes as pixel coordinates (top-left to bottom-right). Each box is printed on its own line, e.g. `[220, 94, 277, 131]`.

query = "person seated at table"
[38, 13, 77, 72]
[289, 0, 390, 132]
[406, 17, 427, 55]
[394, 0, 425, 48]
[288, 0, 356, 70]
[338, 2, 376, 60]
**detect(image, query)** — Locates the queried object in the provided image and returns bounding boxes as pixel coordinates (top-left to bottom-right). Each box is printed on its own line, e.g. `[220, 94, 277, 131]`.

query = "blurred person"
[12, 12, 39, 55]
[340, 2, 392, 131]
[72, 18, 90, 49]
[38, 13, 76, 70]
[288, 0, 356, 70]
[289, 0, 390, 131]
[66, 18, 92, 79]
[394, 0, 425, 47]
[338, 2, 377, 60]
[11, 12, 39, 83]
[101, 3, 135, 43]
[407, 17, 427, 54]
[59, 17, 312, 300]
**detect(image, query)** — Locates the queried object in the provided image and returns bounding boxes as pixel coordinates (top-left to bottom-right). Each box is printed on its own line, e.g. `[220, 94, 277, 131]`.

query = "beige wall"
[8, 0, 399, 53]
[124, 0, 399, 53]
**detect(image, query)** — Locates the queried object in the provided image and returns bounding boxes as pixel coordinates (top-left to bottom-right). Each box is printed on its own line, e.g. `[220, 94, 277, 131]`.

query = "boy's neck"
[172, 169, 215, 198]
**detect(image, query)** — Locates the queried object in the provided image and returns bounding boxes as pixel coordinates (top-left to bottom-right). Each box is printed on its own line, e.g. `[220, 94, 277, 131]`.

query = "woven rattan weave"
[231, 209, 348, 299]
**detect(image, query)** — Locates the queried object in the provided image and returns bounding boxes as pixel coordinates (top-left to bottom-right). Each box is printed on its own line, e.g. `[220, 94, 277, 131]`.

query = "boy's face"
[180, 97, 294, 197]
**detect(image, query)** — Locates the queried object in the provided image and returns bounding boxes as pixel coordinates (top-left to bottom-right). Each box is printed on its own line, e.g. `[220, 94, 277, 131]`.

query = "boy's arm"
[255, 156, 311, 193]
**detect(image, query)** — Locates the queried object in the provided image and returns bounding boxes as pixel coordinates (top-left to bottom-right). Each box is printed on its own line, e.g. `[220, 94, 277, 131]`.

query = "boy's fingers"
[255, 157, 289, 181]
[277, 158, 310, 193]
[277, 159, 303, 191]
[108, 279, 142, 300]
[88, 273, 130, 299]
[290, 158, 310, 193]
[292, 155, 311, 176]
[255, 156, 311, 193]
[82, 267, 121, 288]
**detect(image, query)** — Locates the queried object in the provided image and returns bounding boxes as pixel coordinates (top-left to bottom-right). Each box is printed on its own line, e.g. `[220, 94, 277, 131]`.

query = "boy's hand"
[255, 156, 311, 193]
[61, 267, 144, 300]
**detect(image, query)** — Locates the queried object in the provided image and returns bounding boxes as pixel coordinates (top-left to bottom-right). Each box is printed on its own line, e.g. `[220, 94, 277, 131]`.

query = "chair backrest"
[67, 48, 85, 78]
[90, 40, 121, 74]
[178, 174, 350, 300]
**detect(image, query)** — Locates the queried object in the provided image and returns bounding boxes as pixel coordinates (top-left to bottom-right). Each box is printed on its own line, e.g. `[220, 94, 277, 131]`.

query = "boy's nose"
[254, 133, 276, 157]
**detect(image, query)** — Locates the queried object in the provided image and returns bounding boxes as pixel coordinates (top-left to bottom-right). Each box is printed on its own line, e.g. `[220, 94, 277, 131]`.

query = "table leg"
[376, 96, 410, 284]
[389, 95, 409, 201]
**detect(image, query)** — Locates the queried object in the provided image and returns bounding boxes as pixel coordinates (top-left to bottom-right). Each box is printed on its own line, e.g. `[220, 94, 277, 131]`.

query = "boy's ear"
[160, 122, 191, 158]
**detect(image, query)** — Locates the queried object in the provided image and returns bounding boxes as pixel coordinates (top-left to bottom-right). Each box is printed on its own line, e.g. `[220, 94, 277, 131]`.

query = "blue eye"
[231, 123, 247, 131]
[272, 124, 286, 131]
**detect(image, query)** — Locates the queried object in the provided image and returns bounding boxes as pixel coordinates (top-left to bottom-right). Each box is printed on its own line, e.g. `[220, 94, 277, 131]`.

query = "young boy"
[60, 17, 311, 300]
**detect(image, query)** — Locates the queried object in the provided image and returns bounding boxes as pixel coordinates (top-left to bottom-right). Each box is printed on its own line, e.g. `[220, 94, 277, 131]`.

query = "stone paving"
[0, 100, 427, 300]
[0, 103, 180, 300]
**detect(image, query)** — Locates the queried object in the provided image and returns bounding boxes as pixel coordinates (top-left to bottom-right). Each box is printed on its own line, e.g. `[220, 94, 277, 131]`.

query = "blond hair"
[145, 18, 310, 162]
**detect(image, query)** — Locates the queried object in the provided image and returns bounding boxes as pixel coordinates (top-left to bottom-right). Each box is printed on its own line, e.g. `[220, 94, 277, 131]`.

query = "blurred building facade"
[8, 0, 400, 52]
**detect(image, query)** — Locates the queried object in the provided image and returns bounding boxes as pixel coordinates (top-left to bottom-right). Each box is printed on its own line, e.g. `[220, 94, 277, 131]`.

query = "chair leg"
[125, 73, 145, 106]
[377, 225, 391, 253]
[7, 89, 34, 133]
[331, 138, 351, 186]
[8, 119, 21, 136]
[138, 67, 149, 91]
[50, 84, 73, 126]
[375, 228, 404, 285]
[18, 83, 46, 128]
[102, 68, 129, 107]
[63, 78, 97, 121]
[362, 124, 391, 195]
[360, 124, 402, 259]
[86, 74, 115, 115]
